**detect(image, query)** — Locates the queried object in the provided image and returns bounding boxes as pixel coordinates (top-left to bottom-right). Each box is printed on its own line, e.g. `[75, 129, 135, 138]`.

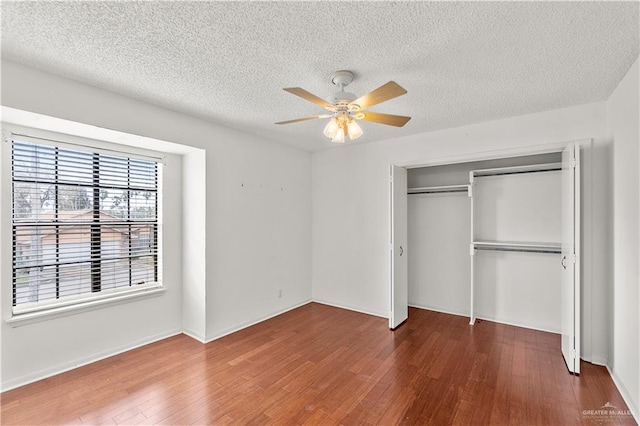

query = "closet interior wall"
[407, 152, 562, 331]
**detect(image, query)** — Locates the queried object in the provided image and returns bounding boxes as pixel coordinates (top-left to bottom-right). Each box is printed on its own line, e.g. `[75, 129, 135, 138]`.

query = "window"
[11, 136, 161, 315]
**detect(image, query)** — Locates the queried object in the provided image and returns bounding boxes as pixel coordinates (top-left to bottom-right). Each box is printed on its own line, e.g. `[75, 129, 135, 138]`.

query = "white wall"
[182, 150, 207, 341]
[408, 192, 470, 316]
[312, 102, 610, 363]
[0, 60, 313, 389]
[608, 57, 639, 418]
[204, 126, 313, 340]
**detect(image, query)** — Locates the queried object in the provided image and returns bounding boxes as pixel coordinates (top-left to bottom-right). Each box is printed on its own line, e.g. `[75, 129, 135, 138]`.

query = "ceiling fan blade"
[350, 81, 407, 110]
[359, 112, 411, 127]
[275, 114, 331, 125]
[283, 87, 335, 110]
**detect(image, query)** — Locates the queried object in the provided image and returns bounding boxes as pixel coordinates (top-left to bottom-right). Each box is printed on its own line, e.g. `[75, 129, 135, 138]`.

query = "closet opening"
[390, 143, 581, 374]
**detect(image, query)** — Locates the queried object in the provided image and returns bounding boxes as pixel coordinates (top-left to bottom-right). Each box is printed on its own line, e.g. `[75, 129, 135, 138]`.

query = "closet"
[390, 144, 581, 374]
[470, 160, 562, 332]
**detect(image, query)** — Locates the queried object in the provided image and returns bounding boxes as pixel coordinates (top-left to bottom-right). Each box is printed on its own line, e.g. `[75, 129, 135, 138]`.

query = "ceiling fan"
[275, 70, 411, 143]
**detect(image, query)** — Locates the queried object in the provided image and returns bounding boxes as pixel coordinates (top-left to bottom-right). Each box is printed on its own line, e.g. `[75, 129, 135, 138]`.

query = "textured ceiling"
[2, 1, 638, 152]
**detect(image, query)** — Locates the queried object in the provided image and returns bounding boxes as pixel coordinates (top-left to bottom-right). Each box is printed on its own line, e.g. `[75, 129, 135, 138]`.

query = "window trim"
[4, 127, 165, 325]
[9, 132, 165, 163]
[7, 285, 165, 327]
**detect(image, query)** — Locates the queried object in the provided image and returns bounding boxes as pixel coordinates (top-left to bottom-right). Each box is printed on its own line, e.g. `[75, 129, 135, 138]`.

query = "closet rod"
[472, 162, 562, 177]
[408, 184, 469, 195]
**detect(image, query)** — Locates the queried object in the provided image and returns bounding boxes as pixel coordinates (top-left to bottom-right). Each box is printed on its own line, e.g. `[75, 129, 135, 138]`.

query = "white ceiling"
[1, 2, 638, 152]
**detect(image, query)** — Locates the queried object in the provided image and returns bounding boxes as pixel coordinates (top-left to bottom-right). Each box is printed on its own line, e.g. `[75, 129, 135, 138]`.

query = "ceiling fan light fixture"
[347, 120, 363, 140]
[331, 124, 346, 143]
[323, 117, 339, 138]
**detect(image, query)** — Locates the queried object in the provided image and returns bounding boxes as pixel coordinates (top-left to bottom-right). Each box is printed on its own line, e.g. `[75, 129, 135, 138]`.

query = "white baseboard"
[606, 365, 639, 423]
[182, 328, 206, 343]
[589, 356, 609, 366]
[311, 298, 387, 319]
[408, 303, 469, 318]
[474, 313, 560, 334]
[1, 327, 183, 392]
[205, 299, 312, 343]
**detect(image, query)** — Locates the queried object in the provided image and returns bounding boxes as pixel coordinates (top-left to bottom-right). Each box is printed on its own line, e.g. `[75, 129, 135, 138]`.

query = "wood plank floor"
[1, 303, 635, 425]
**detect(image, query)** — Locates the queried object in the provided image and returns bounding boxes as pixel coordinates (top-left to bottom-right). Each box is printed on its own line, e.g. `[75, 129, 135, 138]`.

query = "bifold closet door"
[561, 144, 581, 374]
[390, 165, 408, 329]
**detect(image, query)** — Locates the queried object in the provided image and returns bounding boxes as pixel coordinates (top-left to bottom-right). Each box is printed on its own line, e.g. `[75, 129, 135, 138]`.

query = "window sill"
[6, 286, 165, 327]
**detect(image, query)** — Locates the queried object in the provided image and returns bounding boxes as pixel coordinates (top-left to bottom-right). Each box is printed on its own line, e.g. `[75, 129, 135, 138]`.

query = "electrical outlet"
[278, 289, 283, 298]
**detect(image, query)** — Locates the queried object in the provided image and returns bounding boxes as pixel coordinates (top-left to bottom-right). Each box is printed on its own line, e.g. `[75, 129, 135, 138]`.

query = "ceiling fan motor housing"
[332, 70, 354, 86]
[327, 70, 358, 106]
[326, 91, 357, 105]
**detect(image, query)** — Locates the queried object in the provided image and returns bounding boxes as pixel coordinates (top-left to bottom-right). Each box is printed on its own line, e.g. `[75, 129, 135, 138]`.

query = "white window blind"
[11, 138, 160, 313]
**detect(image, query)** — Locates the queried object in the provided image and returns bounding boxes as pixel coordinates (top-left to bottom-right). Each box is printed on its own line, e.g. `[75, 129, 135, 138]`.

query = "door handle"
[399, 246, 404, 256]
[561, 255, 566, 270]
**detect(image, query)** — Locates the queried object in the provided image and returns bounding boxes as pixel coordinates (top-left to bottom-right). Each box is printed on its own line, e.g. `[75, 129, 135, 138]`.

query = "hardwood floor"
[1, 303, 635, 425]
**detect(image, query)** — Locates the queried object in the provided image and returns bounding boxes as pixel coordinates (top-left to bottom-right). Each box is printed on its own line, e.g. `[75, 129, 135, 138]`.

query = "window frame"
[3, 127, 165, 325]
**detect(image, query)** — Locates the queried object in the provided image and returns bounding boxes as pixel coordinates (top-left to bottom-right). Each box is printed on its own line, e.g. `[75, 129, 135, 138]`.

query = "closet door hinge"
[570, 158, 577, 168]
[570, 348, 577, 359]
[572, 254, 578, 264]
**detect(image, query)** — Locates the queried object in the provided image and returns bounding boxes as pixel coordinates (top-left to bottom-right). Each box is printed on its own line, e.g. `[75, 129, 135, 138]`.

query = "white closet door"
[561, 144, 581, 374]
[390, 165, 408, 329]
